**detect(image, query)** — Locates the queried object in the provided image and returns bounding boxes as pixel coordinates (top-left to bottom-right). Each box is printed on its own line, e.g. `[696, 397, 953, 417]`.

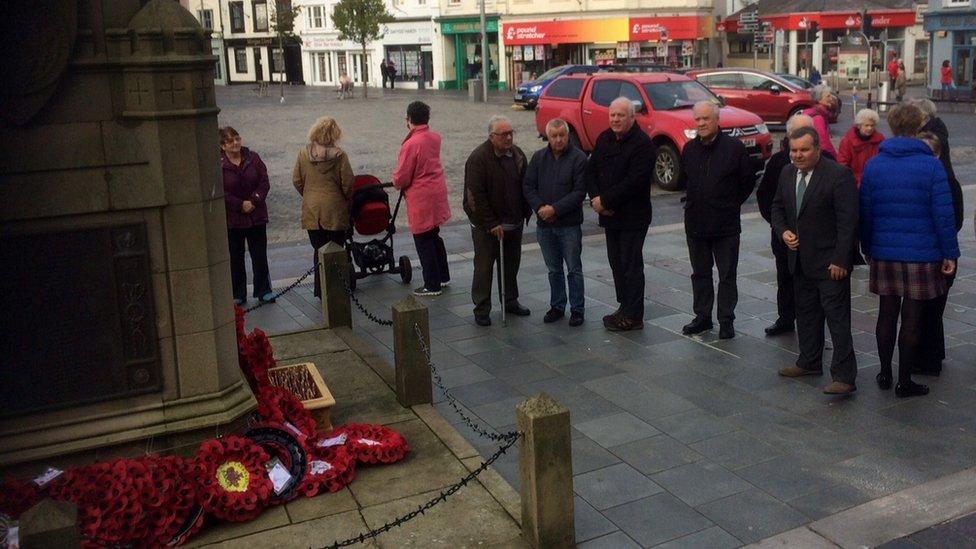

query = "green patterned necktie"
[797, 171, 808, 211]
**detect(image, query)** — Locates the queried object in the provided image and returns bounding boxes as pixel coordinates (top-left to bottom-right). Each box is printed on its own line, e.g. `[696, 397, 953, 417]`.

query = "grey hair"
[786, 113, 814, 133]
[810, 84, 831, 102]
[545, 118, 568, 134]
[693, 100, 720, 119]
[488, 115, 511, 133]
[854, 108, 880, 126]
[610, 96, 635, 116]
[911, 98, 938, 116]
[789, 126, 820, 148]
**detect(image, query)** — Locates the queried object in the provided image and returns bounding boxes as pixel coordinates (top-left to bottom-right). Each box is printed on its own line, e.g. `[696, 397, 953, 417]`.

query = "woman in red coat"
[838, 108, 884, 187]
[393, 101, 452, 296]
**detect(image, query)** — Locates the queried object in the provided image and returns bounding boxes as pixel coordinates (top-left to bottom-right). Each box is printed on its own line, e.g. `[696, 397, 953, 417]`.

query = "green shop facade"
[438, 17, 504, 90]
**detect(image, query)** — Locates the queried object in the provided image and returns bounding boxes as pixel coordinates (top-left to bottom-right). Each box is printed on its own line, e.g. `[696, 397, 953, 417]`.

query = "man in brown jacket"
[463, 115, 531, 326]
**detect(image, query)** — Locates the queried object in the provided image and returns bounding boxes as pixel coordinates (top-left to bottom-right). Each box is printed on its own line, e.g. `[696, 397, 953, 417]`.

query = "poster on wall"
[628, 42, 641, 58]
[617, 42, 628, 59]
[681, 41, 693, 56]
[523, 45, 534, 61]
[534, 45, 545, 60]
[656, 43, 668, 57]
[512, 46, 522, 61]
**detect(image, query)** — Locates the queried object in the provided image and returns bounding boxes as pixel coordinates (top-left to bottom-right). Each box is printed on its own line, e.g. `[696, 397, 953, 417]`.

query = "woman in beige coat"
[293, 116, 354, 298]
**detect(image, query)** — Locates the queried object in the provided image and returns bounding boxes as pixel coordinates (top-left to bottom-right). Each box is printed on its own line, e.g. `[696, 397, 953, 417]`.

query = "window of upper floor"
[306, 5, 326, 29]
[230, 2, 245, 33]
[253, 1, 269, 32]
[198, 9, 214, 29]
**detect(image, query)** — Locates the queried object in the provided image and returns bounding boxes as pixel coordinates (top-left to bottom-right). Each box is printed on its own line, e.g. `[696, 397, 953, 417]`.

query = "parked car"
[514, 64, 600, 109]
[687, 68, 837, 125]
[535, 72, 773, 191]
[598, 64, 674, 73]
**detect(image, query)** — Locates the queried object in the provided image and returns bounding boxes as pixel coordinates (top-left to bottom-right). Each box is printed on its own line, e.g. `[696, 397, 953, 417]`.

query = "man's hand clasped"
[590, 196, 614, 216]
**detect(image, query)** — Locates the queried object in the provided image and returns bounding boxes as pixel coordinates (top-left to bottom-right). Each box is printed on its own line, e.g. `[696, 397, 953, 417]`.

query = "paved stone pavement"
[881, 512, 976, 548]
[243, 184, 976, 548]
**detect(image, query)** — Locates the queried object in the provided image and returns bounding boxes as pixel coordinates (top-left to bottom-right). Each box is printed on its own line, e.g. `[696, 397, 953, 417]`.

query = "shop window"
[253, 1, 269, 32]
[198, 9, 213, 29]
[234, 48, 247, 73]
[590, 80, 621, 106]
[546, 78, 584, 99]
[230, 2, 245, 33]
[946, 0, 970, 6]
[271, 48, 284, 74]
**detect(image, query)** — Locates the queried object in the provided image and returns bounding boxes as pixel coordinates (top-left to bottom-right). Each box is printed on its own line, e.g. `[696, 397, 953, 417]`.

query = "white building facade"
[181, 0, 229, 84]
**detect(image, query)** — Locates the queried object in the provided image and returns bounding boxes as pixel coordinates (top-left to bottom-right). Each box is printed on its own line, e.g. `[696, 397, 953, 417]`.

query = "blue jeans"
[536, 225, 584, 314]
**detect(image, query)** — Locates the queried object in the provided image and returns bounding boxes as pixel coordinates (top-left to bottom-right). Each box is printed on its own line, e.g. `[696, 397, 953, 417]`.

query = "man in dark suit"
[771, 126, 859, 395]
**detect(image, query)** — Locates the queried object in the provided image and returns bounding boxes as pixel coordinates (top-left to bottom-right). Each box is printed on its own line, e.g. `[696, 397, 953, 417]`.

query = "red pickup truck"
[535, 72, 773, 191]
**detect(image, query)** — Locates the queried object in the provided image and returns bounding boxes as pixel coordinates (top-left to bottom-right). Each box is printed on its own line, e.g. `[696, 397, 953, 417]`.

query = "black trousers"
[771, 229, 796, 324]
[794, 262, 857, 385]
[309, 229, 346, 298]
[687, 234, 740, 324]
[605, 227, 647, 320]
[471, 226, 521, 316]
[916, 271, 956, 370]
[414, 226, 451, 291]
[228, 226, 272, 300]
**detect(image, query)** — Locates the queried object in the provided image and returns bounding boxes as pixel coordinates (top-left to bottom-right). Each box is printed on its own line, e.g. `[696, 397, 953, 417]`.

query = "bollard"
[19, 499, 80, 548]
[517, 393, 574, 548]
[392, 295, 432, 407]
[318, 242, 352, 329]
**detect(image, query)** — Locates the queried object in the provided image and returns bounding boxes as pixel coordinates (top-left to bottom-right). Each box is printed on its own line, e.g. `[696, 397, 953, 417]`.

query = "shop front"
[438, 17, 501, 90]
[925, 9, 976, 94]
[501, 15, 712, 88]
[382, 20, 435, 89]
[302, 36, 376, 88]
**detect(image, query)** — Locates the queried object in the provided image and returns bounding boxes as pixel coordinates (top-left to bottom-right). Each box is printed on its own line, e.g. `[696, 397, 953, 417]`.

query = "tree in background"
[332, 0, 393, 98]
[270, 0, 301, 102]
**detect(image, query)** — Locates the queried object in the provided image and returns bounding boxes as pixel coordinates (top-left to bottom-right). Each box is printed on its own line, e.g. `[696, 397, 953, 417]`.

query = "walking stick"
[497, 231, 506, 326]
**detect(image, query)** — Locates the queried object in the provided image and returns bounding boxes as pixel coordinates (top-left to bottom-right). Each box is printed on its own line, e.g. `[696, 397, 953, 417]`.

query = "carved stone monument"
[0, 0, 255, 468]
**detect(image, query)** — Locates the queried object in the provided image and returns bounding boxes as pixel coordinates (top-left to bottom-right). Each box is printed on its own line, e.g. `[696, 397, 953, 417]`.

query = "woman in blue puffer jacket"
[860, 102, 959, 398]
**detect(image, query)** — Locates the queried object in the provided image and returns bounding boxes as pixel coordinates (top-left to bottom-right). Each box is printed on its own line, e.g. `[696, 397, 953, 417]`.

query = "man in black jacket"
[680, 101, 756, 339]
[771, 126, 859, 395]
[755, 114, 815, 336]
[463, 115, 532, 326]
[585, 97, 656, 331]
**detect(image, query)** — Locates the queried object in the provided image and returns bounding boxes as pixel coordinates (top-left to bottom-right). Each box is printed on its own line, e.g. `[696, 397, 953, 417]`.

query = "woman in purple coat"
[220, 126, 274, 305]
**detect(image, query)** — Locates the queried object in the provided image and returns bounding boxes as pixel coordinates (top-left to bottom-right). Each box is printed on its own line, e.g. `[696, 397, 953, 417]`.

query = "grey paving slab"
[437, 362, 495, 389]
[647, 408, 740, 445]
[610, 435, 703, 476]
[652, 526, 742, 549]
[575, 412, 661, 448]
[572, 434, 624, 475]
[575, 496, 621, 544]
[689, 431, 784, 471]
[574, 463, 664, 511]
[651, 461, 754, 507]
[550, 358, 627, 383]
[603, 493, 714, 547]
[578, 531, 643, 549]
[697, 490, 808, 545]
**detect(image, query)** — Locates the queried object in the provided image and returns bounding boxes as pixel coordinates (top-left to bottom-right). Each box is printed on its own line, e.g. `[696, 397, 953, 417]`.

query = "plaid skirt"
[869, 259, 948, 300]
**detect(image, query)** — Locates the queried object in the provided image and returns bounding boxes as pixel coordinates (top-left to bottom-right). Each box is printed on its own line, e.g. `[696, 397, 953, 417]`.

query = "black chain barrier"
[332, 262, 394, 326]
[317, 433, 520, 549]
[415, 323, 521, 443]
[243, 266, 317, 313]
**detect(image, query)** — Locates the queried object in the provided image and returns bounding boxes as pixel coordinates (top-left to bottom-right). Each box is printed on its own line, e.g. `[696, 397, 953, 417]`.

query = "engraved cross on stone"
[159, 75, 186, 107]
[194, 72, 214, 107]
[127, 77, 151, 107]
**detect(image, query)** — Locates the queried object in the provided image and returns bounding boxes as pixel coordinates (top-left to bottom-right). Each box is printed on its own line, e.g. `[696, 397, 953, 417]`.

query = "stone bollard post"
[19, 499, 80, 548]
[517, 393, 574, 548]
[318, 242, 351, 328]
[392, 295, 432, 407]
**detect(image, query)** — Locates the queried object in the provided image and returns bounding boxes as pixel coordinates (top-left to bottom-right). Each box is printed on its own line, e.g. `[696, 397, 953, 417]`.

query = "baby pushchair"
[344, 174, 412, 290]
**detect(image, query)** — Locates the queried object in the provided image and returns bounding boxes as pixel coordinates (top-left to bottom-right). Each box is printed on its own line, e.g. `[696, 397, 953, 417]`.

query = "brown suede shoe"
[778, 365, 822, 377]
[823, 381, 856, 395]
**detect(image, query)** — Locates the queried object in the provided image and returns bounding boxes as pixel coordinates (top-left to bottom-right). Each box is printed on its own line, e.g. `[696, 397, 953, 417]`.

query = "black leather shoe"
[682, 317, 713, 335]
[475, 314, 492, 327]
[895, 381, 929, 398]
[764, 319, 795, 336]
[876, 369, 893, 390]
[603, 308, 622, 326]
[569, 312, 584, 327]
[719, 323, 734, 339]
[505, 302, 531, 316]
[543, 309, 564, 323]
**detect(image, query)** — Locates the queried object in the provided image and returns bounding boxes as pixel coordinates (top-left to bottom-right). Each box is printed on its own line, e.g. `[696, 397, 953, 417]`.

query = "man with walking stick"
[463, 115, 531, 326]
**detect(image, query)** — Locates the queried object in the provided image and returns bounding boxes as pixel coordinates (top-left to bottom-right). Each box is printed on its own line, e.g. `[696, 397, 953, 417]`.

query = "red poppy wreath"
[190, 436, 273, 522]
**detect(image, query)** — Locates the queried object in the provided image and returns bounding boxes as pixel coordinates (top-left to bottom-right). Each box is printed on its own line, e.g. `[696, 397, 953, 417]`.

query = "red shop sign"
[629, 15, 709, 41]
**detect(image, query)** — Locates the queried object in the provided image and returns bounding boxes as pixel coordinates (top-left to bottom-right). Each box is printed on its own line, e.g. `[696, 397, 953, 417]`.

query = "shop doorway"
[954, 46, 975, 90]
[253, 47, 264, 81]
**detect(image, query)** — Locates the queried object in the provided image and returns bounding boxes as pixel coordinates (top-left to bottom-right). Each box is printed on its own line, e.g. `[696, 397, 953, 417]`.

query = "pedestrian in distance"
[680, 101, 756, 339]
[888, 56, 899, 88]
[860, 103, 959, 397]
[895, 62, 908, 102]
[772, 126, 860, 395]
[912, 98, 965, 376]
[585, 97, 656, 332]
[380, 60, 389, 89]
[809, 66, 822, 86]
[386, 59, 398, 89]
[463, 115, 531, 326]
[220, 126, 274, 306]
[292, 116, 354, 298]
[837, 108, 884, 187]
[940, 60, 953, 100]
[757, 113, 816, 336]
[392, 101, 453, 297]
[523, 118, 588, 326]
[802, 85, 838, 159]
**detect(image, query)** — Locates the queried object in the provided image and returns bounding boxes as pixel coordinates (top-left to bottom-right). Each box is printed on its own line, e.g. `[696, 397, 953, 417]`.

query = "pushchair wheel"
[398, 256, 412, 284]
[348, 263, 357, 291]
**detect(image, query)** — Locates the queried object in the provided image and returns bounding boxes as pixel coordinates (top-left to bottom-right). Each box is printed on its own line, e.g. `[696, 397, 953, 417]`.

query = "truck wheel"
[654, 143, 683, 191]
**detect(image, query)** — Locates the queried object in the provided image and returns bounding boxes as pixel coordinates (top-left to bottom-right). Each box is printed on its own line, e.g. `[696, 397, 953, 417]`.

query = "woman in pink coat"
[393, 101, 453, 296]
